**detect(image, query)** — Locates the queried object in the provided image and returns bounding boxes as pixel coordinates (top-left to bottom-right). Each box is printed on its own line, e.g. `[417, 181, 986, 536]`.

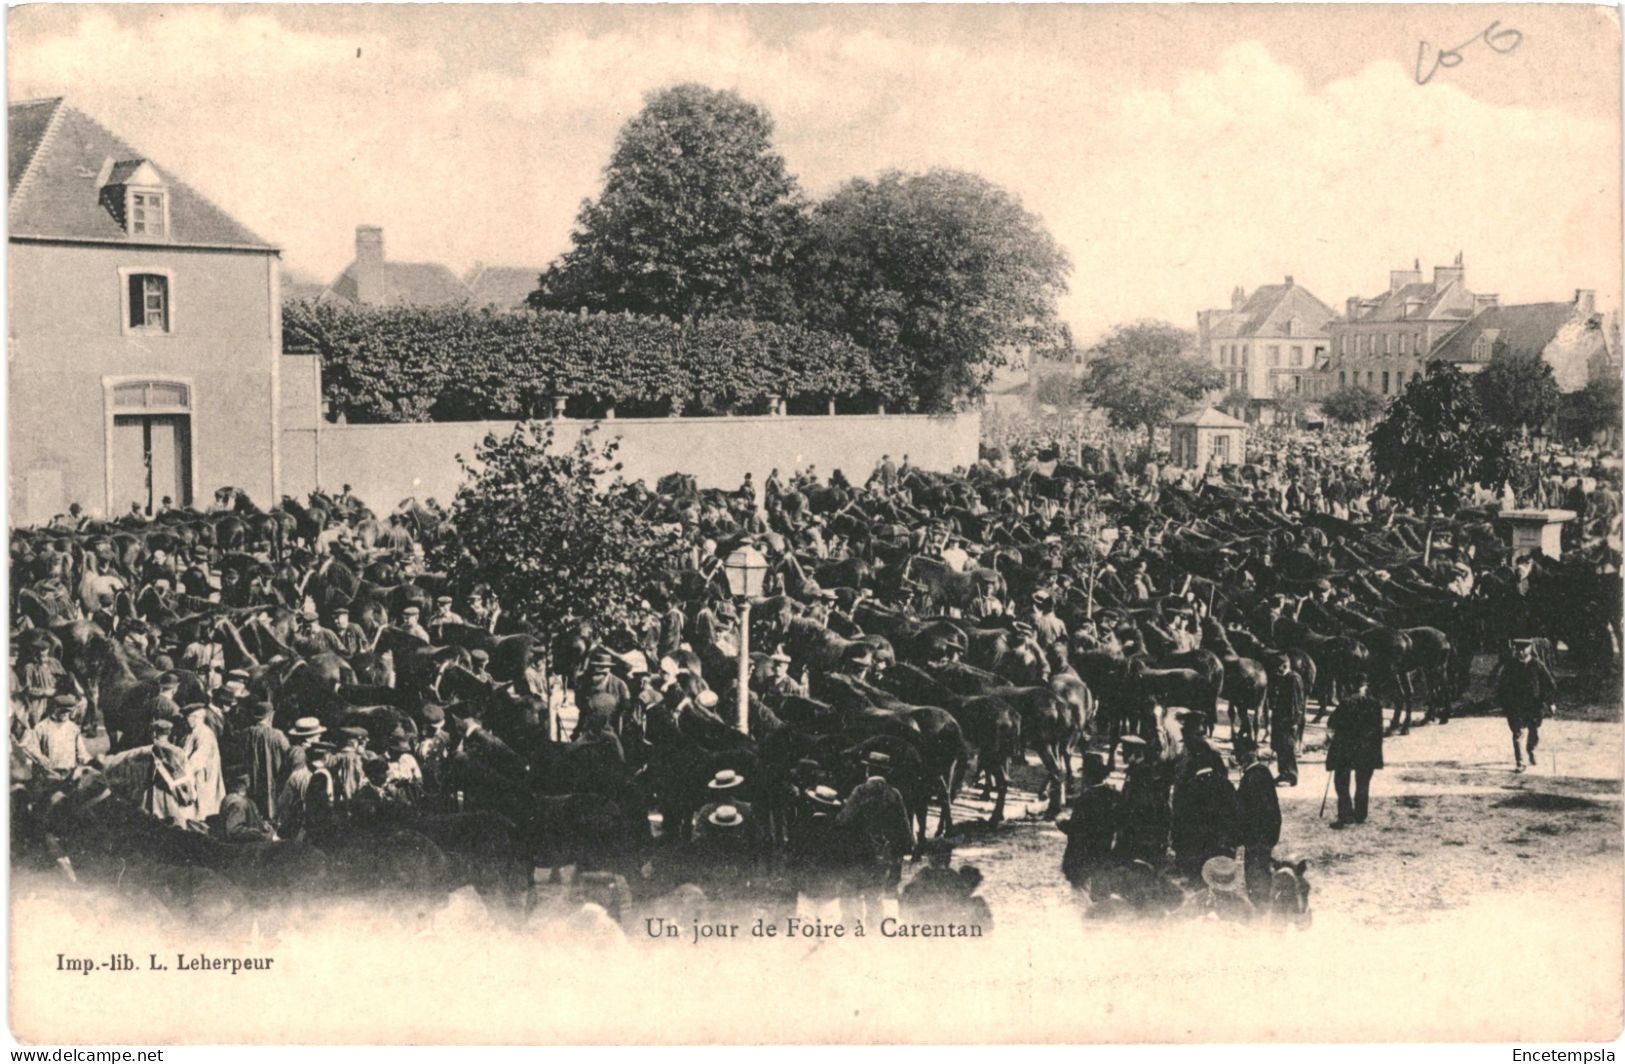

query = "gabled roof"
[9, 97, 62, 198]
[327, 260, 472, 307]
[1206, 280, 1336, 340]
[465, 264, 542, 309]
[1171, 406, 1246, 428]
[9, 98, 275, 251]
[1431, 303, 1586, 364]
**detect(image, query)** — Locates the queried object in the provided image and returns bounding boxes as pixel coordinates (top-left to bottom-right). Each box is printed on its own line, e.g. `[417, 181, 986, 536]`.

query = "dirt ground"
[942, 688, 1623, 935]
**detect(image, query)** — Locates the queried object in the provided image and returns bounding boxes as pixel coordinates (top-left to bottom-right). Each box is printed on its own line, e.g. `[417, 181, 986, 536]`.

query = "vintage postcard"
[6, 3, 1623, 1047]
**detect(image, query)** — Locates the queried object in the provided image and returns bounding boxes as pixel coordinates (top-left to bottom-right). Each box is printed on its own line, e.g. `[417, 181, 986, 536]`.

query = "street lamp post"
[722, 543, 769, 735]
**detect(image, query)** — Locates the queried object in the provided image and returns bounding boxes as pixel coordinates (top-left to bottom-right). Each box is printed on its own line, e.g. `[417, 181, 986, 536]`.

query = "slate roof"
[326, 260, 472, 307]
[1171, 407, 1247, 428]
[1430, 303, 1584, 363]
[465, 264, 542, 309]
[1351, 280, 1473, 322]
[9, 98, 276, 251]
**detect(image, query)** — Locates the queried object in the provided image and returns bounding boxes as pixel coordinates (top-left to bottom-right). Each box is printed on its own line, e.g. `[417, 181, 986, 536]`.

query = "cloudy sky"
[10, 4, 1621, 341]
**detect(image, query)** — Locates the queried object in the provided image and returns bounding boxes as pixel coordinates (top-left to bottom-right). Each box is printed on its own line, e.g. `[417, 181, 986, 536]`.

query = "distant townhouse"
[1196, 276, 1336, 423]
[8, 98, 282, 523]
[310, 225, 542, 310]
[1328, 255, 1493, 398]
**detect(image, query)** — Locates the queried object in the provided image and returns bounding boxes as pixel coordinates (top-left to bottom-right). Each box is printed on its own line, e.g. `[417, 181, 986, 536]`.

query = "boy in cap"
[35, 694, 90, 773]
[1497, 639, 1558, 773]
[219, 773, 277, 841]
[1266, 654, 1305, 786]
[142, 719, 198, 826]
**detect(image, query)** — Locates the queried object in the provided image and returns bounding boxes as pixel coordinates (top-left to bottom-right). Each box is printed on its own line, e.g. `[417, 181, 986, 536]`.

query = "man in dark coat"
[1233, 736, 1282, 905]
[1058, 754, 1119, 891]
[235, 701, 288, 822]
[1113, 736, 1172, 865]
[1497, 640, 1558, 772]
[1266, 654, 1305, 786]
[573, 648, 630, 740]
[1326, 672, 1384, 827]
[1170, 712, 1236, 879]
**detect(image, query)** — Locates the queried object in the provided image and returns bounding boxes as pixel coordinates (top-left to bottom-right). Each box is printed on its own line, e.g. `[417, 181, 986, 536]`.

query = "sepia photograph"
[5, 2, 1623, 1047]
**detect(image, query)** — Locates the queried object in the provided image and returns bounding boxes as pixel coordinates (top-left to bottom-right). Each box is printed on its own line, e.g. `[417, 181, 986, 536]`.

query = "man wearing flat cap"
[292, 607, 343, 658]
[430, 595, 465, 629]
[398, 605, 431, 645]
[331, 607, 369, 658]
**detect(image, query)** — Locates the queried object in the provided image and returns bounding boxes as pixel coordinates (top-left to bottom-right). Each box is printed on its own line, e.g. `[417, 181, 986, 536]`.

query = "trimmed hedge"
[283, 300, 906, 424]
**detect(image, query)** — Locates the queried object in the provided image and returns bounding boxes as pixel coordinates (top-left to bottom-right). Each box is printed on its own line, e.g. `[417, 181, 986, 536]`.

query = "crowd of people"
[8, 421, 1622, 933]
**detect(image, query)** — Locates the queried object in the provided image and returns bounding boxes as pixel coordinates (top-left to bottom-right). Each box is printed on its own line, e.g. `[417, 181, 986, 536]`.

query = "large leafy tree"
[1321, 384, 1385, 426]
[1075, 321, 1222, 447]
[1368, 360, 1511, 523]
[798, 169, 1071, 412]
[1559, 375, 1623, 444]
[530, 84, 807, 322]
[427, 423, 679, 656]
[1473, 353, 1561, 437]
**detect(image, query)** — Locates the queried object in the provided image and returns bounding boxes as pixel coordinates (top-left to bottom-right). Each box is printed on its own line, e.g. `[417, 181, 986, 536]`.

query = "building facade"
[1196, 276, 1336, 423]
[1327, 256, 1493, 399]
[1430, 290, 1614, 393]
[8, 98, 282, 525]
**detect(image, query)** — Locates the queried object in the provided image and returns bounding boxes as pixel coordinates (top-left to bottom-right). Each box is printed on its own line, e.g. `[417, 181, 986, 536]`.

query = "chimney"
[1231, 286, 1246, 312]
[1434, 255, 1465, 289]
[1475, 293, 1500, 311]
[1285, 275, 1294, 286]
[356, 225, 384, 265]
[1574, 289, 1596, 316]
[1347, 297, 1363, 321]
[1390, 264, 1422, 293]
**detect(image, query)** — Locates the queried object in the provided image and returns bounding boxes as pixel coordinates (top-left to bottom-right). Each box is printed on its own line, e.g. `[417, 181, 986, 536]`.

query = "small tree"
[1474, 353, 1561, 438]
[1273, 392, 1309, 428]
[1075, 321, 1223, 449]
[1322, 385, 1385, 426]
[427, 422, 679, 664]
[1368, 361, 1511, 559]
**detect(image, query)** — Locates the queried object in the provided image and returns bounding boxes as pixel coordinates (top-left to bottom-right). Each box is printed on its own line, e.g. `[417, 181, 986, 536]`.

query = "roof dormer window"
[97, 159, 169, 239]
[128, 188, 166, 238]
